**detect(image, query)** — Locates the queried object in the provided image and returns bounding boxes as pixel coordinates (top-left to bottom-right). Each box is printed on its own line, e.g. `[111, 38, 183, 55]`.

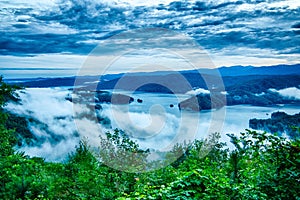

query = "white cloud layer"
[4, 87, 300, 162]
[269, 87, 300, 100]
[5, 88, 79, 161]
[186, 88, 210, 96]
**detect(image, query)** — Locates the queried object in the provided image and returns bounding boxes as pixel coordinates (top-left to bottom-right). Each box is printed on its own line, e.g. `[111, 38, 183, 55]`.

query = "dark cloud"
[168, 1, 192, 11]
[0, 32, 96, 55]
[292, 22, 300, 29]
[209, 1, 244, 10]
[34, 1, 128, 30]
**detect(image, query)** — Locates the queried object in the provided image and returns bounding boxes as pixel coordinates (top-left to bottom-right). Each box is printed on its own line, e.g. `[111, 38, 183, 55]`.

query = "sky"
[0, 0, 300, 78]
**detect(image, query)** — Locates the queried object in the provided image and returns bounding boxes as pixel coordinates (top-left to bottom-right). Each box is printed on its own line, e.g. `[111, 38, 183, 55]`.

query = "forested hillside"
[0, 78, 300, 199]
[250, 112, 300, 139]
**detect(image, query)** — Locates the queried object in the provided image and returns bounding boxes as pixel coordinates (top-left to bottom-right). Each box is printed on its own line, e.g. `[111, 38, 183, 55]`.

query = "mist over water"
[5, 87, 300, 162]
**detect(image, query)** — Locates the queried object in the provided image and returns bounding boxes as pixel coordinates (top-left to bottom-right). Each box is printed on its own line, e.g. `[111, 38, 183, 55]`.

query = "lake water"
[100, 90, 300, 150]
[6, 88, 300, 161]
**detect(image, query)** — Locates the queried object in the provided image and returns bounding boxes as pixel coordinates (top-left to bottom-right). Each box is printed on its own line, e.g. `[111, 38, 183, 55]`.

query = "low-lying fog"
[5, 87, 300, 162]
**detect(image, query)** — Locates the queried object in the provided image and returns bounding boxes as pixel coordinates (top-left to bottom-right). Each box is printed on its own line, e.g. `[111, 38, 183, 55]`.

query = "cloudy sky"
[0, 0, 300, 78]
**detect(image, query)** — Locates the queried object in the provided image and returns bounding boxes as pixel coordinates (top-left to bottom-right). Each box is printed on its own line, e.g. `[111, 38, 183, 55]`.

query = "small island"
[178, 93, 226, 111]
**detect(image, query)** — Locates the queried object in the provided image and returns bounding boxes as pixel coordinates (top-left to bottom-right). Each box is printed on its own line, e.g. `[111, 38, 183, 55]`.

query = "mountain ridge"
[4, 63, 300, 89]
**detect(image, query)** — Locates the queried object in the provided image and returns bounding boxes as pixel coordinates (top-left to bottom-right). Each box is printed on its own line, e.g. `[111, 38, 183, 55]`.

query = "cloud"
[269, 87, 300, 100]
[0, 0, 299, 62]
[186, 88, 210, 96]
[5, 88, 80, 161]
[292, 22, 300, 29]
[5, 87, 300, 162]
[19, 138, 78, 162]
[5, 88, 221, 160]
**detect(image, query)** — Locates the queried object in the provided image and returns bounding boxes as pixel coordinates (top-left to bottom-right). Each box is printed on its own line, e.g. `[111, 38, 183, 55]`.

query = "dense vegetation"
[250, 111, 300, 139]
[1, 78, 300, 199]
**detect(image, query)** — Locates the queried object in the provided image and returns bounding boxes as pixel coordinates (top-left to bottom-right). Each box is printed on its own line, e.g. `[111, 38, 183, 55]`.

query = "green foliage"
[0, 121, 17, 157]
[97, 129, 149, 172]
[226, 130, 300, 199]
[120, 131, 300, 199]
[0, 76, 20, 106]
[0, 77, 18, 156]
[5, 113, 36, 146]
[1, 126, 300, 199]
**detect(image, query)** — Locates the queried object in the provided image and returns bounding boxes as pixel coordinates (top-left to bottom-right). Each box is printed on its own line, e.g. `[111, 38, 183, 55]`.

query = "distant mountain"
[4, 63, 300, 90]
[218, 64, 300, 76]
[13, 77, 76, 88]
[4, 63, 300, 113]
[226, 75, 300, 93]
[127, 63, 300, 77]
